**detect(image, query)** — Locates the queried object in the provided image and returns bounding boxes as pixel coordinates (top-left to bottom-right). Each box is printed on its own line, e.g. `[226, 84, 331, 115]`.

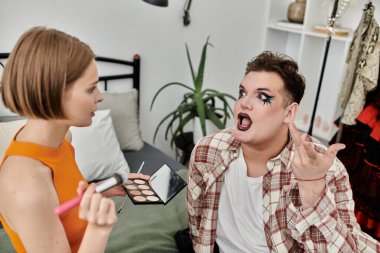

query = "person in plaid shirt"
[186, 51, 380, 253]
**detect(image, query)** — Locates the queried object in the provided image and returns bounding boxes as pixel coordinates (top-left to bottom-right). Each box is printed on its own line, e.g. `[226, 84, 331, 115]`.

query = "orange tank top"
[0, 135, 87, 252]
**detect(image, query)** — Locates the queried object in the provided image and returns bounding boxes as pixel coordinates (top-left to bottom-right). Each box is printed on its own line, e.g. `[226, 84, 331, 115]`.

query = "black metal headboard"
[0, 53, 141, 101]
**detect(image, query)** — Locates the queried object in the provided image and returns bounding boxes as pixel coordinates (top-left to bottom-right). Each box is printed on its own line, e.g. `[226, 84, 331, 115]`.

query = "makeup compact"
[124, 164, 187, 205]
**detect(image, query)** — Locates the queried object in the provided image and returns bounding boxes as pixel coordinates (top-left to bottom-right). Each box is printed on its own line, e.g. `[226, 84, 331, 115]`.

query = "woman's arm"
[0, 156, 117, 253]
[0, 156, 73, 252]
[77, 182, 116, 253]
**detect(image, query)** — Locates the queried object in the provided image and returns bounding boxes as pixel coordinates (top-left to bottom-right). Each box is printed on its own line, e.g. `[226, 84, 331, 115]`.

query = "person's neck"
[17, 118, 69, 148]
[241, 128, 289, 177]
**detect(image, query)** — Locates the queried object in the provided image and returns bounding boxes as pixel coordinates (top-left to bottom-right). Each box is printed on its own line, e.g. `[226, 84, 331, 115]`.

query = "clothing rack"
[308, 0, 340, 136]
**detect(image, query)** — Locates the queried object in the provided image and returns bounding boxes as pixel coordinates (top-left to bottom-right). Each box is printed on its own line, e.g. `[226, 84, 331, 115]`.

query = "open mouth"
[237, 112, 252, 131]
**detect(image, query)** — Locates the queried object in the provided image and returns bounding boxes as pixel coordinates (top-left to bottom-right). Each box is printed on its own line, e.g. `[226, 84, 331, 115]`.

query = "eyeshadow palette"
[124, 164, 187, 205]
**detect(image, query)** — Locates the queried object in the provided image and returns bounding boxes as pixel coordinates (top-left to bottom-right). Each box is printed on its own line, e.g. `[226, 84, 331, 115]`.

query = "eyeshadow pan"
[147, 196, 159, 202]
[133, 196, 146, 202]
[129, 190, 142, 195]
[125, 178, 163, 204]
[126, 185, 137, 190]
[134, 179, 146, 184]
[125, 164, 187, 205]
[142, 190, 154, 195]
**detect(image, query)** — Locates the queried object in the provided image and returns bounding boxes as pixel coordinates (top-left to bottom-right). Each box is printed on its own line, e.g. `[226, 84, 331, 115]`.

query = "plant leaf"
[170, 111, 196, 147]
[194, 36, 211, 92]
[204, 89, 236, 101]
[222, 104, 228, 126]
[194, 93, 207, 136]
[152, 110, 178, 143]
[166, 103, 192, 139]
[205, 107, 224, 129]
[150, 82, 194, 111]
[203, 89, 235, 115]
[185, 43, 196, 85]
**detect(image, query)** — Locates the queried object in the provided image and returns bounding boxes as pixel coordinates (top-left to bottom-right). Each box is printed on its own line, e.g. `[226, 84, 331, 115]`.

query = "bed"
[0, 54, 189, 252]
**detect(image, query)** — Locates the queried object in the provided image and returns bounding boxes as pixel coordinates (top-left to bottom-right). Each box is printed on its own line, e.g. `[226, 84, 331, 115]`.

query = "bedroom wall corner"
[0, 0, 267, 158]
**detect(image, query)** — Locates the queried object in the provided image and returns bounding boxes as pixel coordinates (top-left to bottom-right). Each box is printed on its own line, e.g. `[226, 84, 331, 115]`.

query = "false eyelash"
[258, 93, 274, 105]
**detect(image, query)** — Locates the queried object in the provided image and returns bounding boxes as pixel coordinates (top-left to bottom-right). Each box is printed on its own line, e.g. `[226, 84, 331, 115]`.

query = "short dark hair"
[245, 51, 305, 106]
[1, 26, 95, 119]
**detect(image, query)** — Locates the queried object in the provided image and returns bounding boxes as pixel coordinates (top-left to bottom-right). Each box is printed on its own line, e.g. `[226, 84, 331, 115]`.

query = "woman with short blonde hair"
[0, 27, 147, 253]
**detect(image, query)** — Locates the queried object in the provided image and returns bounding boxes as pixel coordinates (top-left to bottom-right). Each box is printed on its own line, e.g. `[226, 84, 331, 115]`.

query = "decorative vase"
[287, 0, 306, 24]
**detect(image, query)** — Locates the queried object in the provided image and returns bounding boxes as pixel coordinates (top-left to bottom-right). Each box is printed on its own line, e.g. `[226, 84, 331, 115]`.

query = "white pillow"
[70, 109, 130, 181]
[0, 119, 27, 158]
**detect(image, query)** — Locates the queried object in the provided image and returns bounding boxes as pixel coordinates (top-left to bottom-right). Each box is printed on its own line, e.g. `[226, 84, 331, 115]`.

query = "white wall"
[0, 0, 267, 158]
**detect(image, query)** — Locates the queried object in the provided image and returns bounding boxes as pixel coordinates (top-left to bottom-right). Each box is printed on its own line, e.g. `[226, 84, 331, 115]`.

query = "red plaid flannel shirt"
[186, 128, 380, 253]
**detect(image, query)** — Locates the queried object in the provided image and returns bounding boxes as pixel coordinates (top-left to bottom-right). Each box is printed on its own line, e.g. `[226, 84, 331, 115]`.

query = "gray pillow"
[98, 90, 143, 151]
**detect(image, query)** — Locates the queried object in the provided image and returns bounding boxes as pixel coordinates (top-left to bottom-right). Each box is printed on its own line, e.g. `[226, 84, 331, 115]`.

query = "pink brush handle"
[55, 194, 83, 216]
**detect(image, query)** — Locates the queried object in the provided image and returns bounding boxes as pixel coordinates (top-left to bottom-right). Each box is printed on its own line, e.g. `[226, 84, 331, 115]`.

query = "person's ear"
[284, 102, 298, 123]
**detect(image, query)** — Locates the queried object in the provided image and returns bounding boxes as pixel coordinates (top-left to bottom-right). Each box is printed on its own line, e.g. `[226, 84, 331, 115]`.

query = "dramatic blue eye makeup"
[258, 92, 274, 105]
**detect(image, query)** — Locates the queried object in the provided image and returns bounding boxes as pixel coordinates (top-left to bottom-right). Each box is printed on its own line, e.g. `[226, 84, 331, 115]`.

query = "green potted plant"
[150, 37, 235, 148]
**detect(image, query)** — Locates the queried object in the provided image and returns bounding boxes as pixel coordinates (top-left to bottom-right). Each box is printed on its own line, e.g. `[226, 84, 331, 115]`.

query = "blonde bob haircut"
[1, 27, 95, 119]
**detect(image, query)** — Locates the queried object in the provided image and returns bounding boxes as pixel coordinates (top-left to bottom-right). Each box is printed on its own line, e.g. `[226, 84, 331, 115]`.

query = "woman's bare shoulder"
[0, 155, 55, 209]
[0, 156, 69, 251]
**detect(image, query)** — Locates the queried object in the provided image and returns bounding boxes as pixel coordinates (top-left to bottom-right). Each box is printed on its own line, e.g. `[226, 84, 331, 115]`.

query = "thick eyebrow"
[257, 88, 272, 92]
[239, 85, 273, 93]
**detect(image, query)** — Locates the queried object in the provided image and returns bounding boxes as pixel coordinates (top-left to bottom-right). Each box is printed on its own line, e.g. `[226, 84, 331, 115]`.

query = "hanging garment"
[330, 86, 380, 240]
[339, 5, 380, 125]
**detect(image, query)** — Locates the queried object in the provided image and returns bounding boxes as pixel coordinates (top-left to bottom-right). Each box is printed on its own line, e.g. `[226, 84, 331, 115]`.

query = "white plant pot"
[193, 116, 219, 144]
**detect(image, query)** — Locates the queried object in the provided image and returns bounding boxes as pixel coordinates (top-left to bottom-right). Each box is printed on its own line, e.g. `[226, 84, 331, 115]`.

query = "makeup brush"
[55, 171, 128, 216]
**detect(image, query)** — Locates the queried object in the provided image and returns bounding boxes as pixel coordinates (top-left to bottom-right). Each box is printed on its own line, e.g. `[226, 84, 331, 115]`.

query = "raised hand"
[288, 122, 345, 208]
[288, 122, 345, 181]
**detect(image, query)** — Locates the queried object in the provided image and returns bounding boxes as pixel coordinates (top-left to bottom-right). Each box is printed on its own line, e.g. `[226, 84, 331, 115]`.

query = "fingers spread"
[288, 122, 302, 146]
[294, 132, 309, 158]
[326, 143, 345, 161]
[303, 139, 318, 159]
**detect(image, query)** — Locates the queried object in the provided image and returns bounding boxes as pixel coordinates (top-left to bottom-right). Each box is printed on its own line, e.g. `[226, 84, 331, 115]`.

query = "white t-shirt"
[216, 148, 270, 253]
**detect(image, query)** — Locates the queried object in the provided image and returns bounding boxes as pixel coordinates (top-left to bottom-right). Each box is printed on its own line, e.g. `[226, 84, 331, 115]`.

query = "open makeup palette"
[124, 164, 187, 205]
